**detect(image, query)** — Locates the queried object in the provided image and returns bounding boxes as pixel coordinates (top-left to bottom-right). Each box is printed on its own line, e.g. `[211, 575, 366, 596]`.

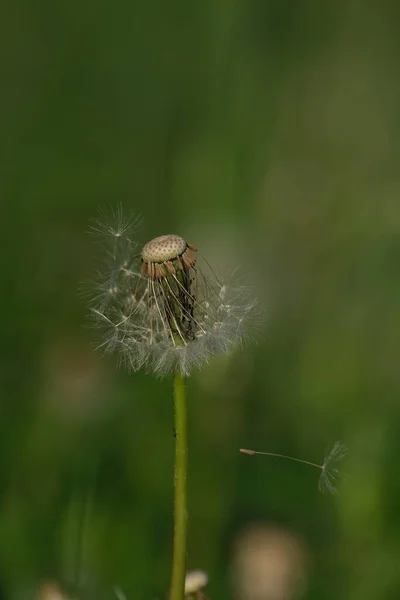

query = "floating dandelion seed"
[89, 211, 257, 377]
[240, 441, 347, 495]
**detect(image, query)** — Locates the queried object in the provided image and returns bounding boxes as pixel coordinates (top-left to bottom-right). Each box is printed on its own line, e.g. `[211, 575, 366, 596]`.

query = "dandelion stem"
[169, 372, 188, 600]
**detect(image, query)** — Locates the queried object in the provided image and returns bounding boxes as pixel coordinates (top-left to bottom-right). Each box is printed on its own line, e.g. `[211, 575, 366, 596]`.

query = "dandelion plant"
[89, 208, 256, 600]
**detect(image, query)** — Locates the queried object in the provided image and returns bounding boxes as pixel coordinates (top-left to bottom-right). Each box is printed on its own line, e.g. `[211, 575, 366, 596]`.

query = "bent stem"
[169, 372, 188, 600]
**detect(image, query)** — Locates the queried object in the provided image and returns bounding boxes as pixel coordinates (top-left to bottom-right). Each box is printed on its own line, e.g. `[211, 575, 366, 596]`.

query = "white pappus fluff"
[89, 209, 257, 377]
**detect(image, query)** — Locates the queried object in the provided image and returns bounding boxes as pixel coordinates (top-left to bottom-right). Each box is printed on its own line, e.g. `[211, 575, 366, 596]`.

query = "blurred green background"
[1, 0, 400, 598]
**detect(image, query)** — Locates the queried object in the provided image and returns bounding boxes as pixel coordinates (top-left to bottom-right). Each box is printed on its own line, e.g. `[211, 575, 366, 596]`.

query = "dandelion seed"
[90, 204, 142, 240]
[240, 441, 347, 495]
[89, 212, 257, 377]
[90, 204, 143, 259]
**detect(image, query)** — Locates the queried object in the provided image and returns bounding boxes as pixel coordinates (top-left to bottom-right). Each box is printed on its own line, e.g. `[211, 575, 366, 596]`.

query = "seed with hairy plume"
[89, 210, 257, 377]
[240, 441, 347, 495]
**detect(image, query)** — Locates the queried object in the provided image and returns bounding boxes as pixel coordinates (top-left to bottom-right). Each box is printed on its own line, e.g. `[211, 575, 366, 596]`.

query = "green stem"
[169, 372, 188, 600]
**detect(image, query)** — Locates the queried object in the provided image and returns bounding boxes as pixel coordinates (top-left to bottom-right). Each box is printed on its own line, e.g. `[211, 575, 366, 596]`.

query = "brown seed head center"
[142, 234, 187, 263]
[140, 234, 197, 279]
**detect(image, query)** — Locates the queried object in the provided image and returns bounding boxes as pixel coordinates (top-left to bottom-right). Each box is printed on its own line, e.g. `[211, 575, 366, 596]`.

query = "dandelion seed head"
[89, 212, 257, 377]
